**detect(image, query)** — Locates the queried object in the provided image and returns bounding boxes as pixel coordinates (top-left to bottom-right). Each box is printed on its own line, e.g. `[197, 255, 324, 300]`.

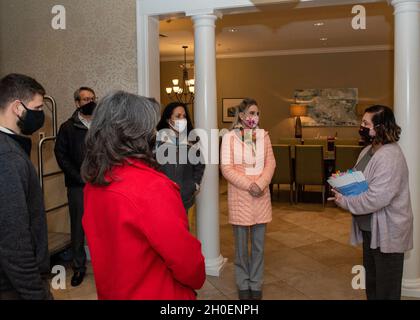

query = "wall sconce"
[290, 104, 307, 138]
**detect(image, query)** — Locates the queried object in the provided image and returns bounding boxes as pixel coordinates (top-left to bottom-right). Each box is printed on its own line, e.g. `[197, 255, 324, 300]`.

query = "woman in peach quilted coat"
[221, 98, 275, 300]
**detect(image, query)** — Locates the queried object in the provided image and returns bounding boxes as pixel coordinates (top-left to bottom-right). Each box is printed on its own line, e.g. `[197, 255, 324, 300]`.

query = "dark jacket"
[54, 111, 88, 187]
[157, 137, 205, 210]
[0, 131, 51, 300]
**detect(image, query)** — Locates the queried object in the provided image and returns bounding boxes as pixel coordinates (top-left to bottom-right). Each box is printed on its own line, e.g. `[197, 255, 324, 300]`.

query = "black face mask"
[17, 102, 45, 135]
[79, 101, 96, 116]
[359, 125, 373, 143]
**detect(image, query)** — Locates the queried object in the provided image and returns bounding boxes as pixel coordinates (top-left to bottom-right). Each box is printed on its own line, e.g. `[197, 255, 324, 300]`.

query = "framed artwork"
[294, 88, 359, 127]
[222, 98, 243, 123]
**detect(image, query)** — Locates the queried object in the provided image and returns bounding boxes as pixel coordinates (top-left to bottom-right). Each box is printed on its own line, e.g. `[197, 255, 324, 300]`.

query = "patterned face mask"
[244, 115, 259, 129]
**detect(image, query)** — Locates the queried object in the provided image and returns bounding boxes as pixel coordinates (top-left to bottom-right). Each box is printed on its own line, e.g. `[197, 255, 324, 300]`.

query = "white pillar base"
[205, 254, 227, 277]
[402, 279, 420, 298]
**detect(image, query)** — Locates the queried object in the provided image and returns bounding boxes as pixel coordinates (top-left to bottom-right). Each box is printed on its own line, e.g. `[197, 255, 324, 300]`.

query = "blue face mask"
[17, 101, 45, 135]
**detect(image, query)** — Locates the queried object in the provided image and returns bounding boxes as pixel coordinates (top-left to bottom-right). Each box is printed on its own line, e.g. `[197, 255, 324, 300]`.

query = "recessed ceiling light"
[314, 22, 325, 27]
[228, 28, 238, 33]
[320, 37, 328, 41]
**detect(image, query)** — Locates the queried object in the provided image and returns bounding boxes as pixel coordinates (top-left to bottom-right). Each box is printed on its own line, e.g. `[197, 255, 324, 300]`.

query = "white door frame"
[135, 0, 384, 98]
[134, 1, 420, 294]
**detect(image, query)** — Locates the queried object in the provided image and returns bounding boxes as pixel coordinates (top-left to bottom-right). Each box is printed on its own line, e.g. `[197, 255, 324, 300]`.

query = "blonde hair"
[231, 98, 258, 130]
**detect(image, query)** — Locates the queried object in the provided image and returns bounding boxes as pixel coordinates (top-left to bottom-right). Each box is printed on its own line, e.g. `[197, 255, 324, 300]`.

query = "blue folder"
[335, 181, 368, 197]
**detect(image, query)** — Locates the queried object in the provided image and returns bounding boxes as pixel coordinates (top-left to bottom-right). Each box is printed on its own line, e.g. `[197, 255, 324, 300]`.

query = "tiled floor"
[51, 181, 398, 300]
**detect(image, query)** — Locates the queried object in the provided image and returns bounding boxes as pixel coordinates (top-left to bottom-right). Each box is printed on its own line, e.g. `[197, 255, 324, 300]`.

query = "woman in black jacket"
[156, 102, 205, 212]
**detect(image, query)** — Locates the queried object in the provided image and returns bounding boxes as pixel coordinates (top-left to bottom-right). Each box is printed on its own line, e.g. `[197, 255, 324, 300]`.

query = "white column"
[136, 2, 161, 100]
[391, 0, 420, 298]
[190, 13, 227, 276]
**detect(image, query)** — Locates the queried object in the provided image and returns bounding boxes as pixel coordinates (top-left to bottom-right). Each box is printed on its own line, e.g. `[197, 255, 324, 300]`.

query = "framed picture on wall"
[294, 88, 359, 127]
[222, 98, 243, 123]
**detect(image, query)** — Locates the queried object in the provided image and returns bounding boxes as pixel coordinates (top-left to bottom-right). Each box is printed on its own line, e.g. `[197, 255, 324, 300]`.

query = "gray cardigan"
[336, 143, 413, 253]
[0, 132, 51, 299]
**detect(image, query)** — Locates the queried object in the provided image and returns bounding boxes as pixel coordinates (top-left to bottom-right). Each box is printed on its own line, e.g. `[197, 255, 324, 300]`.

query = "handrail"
[37, 136, 58, 192]
[37, 95, 58, 190]
[43, 170, 64, 179]
[37, 96, 71, 254]
[37, 136, 68, 214]
[43, 95, 58, 136]
[46, 203, 68, 214]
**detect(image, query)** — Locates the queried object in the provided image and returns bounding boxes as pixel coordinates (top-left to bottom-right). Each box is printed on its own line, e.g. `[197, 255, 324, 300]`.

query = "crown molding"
[139, 0, 384, 16]
[160, 45, 394, 62]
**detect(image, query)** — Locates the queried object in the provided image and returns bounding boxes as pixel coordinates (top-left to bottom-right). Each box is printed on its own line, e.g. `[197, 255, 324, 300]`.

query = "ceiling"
[159, 2, 394, 60]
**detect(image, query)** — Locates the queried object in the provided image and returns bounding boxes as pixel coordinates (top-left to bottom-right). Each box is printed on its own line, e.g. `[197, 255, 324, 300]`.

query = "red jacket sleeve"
[136, 179, 206, 290]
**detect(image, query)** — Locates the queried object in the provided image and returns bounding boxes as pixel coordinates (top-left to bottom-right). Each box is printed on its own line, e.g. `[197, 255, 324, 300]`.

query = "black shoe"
[238, 289, 251, 300]
[71, 271, 86, 287]
[250, 290, 262, 300]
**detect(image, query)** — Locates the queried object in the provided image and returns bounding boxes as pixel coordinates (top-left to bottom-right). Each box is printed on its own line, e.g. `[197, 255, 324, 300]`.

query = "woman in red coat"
[81, 92, 206, 300]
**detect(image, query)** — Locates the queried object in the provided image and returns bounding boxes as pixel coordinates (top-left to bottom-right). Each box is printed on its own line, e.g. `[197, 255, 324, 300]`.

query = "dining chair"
[270, 144, 294, 203]
[334, 138, 361, 146]
[295, 145, 325, 206]
[302, 138, 329, 159]
[276, 138, 302, 159]
[335, 145, 364, 172]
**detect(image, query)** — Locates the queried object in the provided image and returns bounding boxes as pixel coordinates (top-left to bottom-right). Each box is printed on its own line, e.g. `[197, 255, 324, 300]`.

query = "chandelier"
[165, 45, 195, 105]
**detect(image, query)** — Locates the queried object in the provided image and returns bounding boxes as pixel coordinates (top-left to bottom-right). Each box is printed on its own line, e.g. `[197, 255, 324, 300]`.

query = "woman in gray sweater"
[332, 105, 413, 300]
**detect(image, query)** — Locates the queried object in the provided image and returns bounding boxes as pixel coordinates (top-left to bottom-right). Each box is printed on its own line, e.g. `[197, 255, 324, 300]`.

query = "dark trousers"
[67, 187, 87, 273]
[362, 231, 404, 300]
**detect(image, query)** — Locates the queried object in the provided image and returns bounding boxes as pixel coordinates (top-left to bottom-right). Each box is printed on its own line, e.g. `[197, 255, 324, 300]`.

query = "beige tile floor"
[51, 180, 416, 300]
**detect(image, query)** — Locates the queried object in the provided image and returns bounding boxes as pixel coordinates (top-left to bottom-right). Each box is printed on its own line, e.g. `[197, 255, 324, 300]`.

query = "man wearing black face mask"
[0, 73, 52, 300]
[54, 87, 96, 286]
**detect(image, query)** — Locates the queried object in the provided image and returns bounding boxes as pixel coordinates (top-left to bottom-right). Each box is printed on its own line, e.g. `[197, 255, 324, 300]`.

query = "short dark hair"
[156, 102, 194, 134]
[0, 73, 46, 110]
[74, 87, 96, 101]
[81, 91, 161, 186]
[365, 105, 401, 144]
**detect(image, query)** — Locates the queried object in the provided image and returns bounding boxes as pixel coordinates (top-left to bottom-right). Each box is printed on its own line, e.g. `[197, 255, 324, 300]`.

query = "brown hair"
[0, 73, 45, 110]
[74, 87, 96, 102]
[365, 105, 401, 145]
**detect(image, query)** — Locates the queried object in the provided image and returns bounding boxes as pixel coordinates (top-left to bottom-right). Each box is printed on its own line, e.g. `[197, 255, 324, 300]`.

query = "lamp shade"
[290, 104, 307, 117]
